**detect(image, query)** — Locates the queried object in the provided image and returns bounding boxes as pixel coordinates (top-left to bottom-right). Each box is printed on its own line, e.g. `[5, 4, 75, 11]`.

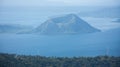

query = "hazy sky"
[0, 0, 120, 7]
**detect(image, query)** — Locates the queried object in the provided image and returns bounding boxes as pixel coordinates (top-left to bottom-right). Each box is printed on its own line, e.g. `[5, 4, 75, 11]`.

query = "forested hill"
[0, 53, 120, 67]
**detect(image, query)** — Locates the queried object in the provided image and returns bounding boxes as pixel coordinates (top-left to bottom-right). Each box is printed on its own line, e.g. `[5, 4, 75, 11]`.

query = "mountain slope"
[34, 14, 100, 34]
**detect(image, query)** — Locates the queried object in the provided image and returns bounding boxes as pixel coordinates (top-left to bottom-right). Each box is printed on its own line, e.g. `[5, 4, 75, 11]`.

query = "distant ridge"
[0, 24, 33, 34]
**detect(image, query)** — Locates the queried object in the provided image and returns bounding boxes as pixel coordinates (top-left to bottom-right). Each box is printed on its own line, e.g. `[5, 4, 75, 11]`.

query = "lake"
[0, 29, 120, 57]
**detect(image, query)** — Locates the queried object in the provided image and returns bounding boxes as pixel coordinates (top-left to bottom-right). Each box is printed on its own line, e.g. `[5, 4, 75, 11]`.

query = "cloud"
[48, 0, 120, 6]
[0, 0, 119, 7]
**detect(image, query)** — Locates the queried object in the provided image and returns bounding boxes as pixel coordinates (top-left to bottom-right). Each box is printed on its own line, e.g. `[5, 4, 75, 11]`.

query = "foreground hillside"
[0, 53, 120, 67]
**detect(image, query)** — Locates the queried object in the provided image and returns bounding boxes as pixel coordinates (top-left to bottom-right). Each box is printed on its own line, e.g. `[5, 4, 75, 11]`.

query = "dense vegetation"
[0, 53, 120, 67]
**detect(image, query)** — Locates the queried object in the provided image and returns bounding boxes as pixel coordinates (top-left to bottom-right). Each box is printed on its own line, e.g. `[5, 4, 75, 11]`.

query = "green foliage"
[0, 53, 120, 67]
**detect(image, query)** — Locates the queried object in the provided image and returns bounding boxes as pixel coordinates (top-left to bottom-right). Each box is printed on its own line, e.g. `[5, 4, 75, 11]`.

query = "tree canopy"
[0, 53, 120, 67]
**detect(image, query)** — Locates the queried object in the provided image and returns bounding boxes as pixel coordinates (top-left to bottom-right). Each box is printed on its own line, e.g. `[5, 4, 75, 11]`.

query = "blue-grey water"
[0, 29, 120, 57]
